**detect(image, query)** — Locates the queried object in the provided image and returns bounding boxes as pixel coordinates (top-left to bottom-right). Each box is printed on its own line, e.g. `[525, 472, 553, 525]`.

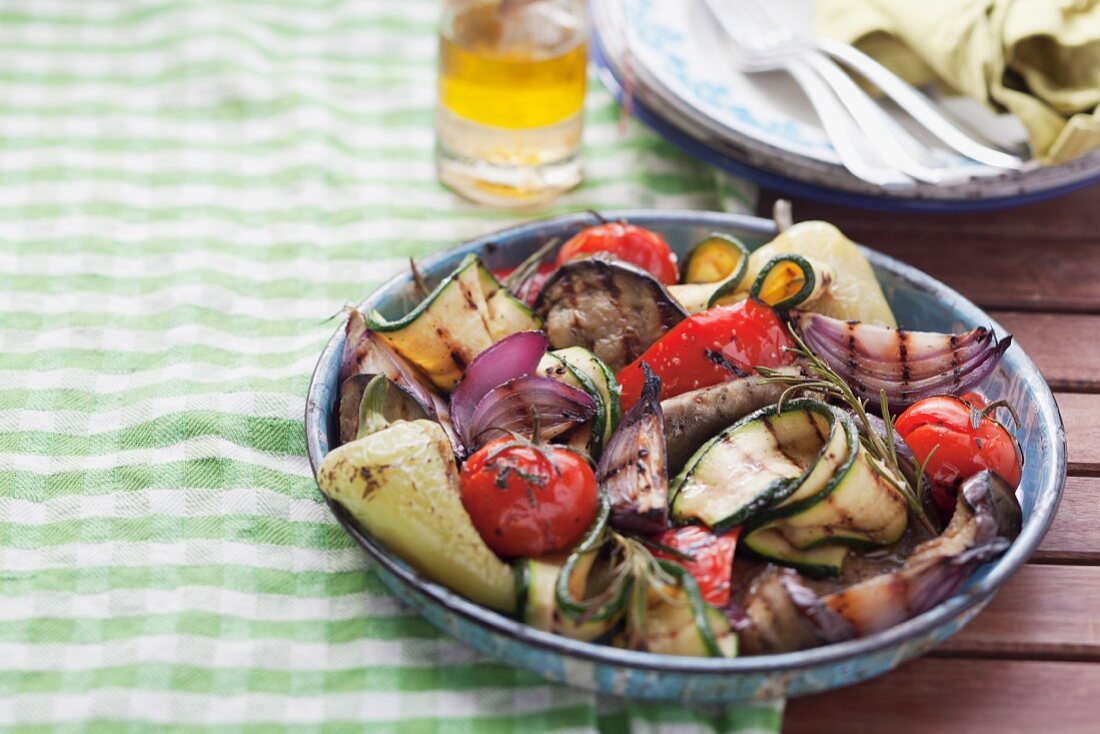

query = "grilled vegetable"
[741, 529, 850, 578]
[460, 436, 599, 559]
[597, 363, 668, 534]
[661, 369, 796, 473]
[673, 399, 909, 567]
[537, 351, 602, 456]
[669, 233, 751, 313]
[683, 233, 749, 285]
[557, 222, 679, 284]
[823, 470, 1021, 636]
[535, 256, 688, 373]
[895, 394, 1023, 518]
[478, 264, 544, 337]
[449, 330, 548, 450]
[651, 525, 740, 606]
[337, 313, 458, 452]
[749, 254, 833, 310]
[753, 434, 909, 551]
[338, 373, 428, 445]
[517, 554, 618, 641]
[619, 561, 737, 657]
[538, 347, 621, 458]
[367, 255, 540, 391]
[739, 566, 856, 654]
[516, 554, 564, 633]
[366, 256, 491, 391]
[464, 376, 596, 449]
[316, 420, 515, 612]
[671, 399, 842, 532]
[515, 496, 620, 641]
[555, 495, 631, 631]
[793, 311, 1012, 410]
[748, 220, 896, 327]
[617, 299, 794, 412]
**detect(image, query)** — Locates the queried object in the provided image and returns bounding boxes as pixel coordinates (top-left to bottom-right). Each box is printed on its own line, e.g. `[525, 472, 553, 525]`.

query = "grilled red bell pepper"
[651, 525, 740, 606]
[617, 299, 795, 411]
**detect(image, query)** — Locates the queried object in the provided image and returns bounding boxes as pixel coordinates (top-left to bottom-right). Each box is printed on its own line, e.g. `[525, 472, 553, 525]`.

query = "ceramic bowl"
[304, 210, 1065, 703]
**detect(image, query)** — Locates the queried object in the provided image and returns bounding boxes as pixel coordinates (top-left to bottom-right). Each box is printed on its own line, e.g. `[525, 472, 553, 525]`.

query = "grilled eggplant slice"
[597, 363, 668, 534]
[661, 369, 797, 473]
[534, 255, 688, 372]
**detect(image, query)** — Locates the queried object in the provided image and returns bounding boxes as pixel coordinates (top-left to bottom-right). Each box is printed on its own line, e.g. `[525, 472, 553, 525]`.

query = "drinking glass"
[435, 0, 587, 207]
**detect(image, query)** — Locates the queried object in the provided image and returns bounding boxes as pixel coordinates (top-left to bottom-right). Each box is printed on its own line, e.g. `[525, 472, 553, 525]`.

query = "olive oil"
[435, 0, 587, 206]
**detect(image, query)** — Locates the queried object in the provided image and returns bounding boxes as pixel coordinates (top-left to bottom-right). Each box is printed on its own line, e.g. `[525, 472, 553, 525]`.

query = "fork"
[714, 0, 1026, 172]
[702, 2, 912, 185]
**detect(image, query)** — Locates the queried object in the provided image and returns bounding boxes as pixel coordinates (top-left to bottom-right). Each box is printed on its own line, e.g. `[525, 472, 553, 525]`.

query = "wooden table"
[756, 187, 1100, 733]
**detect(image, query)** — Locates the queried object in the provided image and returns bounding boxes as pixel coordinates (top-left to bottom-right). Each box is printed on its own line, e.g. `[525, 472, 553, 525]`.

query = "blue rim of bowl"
[305, 209, 1066, 675]
[589, 30, 1100, 213]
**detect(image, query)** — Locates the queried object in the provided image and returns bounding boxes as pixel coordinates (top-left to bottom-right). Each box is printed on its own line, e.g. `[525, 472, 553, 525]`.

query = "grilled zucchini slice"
[749, 253, 833, 311]
[670, 399, 839, 532]
[367, 255, 541, 391]
[742, 528, 849, 579]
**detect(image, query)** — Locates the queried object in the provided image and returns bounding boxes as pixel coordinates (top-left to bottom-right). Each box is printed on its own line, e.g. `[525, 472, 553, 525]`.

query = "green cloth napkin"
[817, 0, 1100, 163]
[0, 0, 774, 730]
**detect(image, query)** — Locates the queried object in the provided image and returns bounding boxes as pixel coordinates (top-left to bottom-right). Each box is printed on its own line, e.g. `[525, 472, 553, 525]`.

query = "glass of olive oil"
[436, 0, 587, 207]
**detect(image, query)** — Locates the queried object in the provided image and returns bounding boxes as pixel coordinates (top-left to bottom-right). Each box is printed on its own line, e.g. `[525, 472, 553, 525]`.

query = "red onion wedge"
[597, 362, 669, 534]
[450, 330, 549, 450]
[466, 375, 596, 448]
[792, 311, 1011, 410]
[339, 308, 369, 384]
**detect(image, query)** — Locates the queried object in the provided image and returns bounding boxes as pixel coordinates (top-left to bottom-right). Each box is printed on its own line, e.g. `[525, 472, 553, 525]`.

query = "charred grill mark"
[898, 330, 911, 383]
[845, 321, 862, 375]
[761, 417, 805, 470]
[948, 332, 962, 387]
[704, 348, 750, 377]
[597, 264, 622, 301]
[450, 349, 467, 370]
[806, 410, 827, 443]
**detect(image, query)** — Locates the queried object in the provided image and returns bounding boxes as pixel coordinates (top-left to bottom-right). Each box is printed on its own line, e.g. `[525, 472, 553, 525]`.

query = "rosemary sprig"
[757, 325, 940, 535]
[501, 237, 560, 296]
[567, 531, 684, 630]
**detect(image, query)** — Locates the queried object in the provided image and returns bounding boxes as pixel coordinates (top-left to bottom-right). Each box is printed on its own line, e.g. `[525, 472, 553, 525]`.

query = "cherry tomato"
[557, 222, 679, 284]
[617, 299, 795, 411]
[895, 395, 1023, 517]
[651, 526, 739, 606]
[459, 437, 598, 559]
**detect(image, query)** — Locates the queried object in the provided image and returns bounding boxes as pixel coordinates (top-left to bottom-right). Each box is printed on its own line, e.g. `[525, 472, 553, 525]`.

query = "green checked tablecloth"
[0, 0, 777, 730]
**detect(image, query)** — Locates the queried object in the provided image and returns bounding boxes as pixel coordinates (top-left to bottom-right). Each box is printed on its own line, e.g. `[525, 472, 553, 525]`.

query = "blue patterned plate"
[304, 211, 1065, 703]
[590, 0, 1100, 210]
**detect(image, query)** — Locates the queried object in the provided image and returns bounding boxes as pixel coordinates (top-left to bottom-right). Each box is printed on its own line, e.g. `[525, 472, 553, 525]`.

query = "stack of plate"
[590, 0, 1100, 211]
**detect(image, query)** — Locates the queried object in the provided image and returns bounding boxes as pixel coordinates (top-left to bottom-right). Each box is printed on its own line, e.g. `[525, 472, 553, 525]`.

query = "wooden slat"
[757, 189, 1100, 313]
[992, 312, 1100, 390]
[934, 565, 1100, 660]
[1058, 392, 1100, 474]
[784, 657, 1100, 734]
[1034, 477, 1100, 563]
